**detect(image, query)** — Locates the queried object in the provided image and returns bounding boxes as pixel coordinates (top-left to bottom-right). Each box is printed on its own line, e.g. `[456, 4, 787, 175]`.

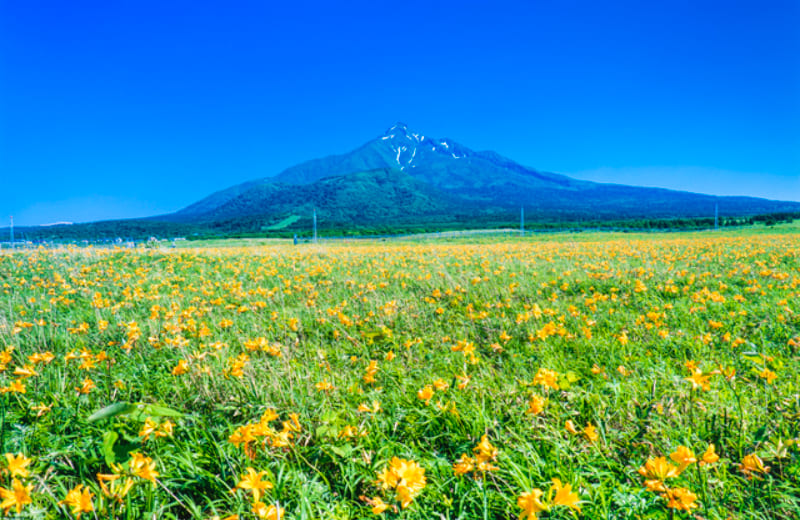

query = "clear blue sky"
[2, 0, 798, 225]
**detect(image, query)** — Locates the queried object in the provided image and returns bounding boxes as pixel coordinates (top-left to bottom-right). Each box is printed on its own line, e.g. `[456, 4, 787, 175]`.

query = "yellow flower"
[12, 365, 37, 378]
[582, 424, 599, 443]
[59, 484, 94, 518]
[662, 487, 698, 511]
[452, 454, 475, 476]
[550, 478, 581, 512]
[739, 454, 769, 477]
[76, 378, 96, 394]
[669, 446, 697, 471]
[97, 471, 135, 502]
[473, 435, 498, 462]
[533, 368, 559, 390]
[393, 460, 426, 508]
[338, 425, 360, 439]
[4, 379, 25, 394]
[4, 453, 31, 478]
[287, 317, 299, 332]
[0, 478, 33, 515]
[526, 394, 545, 415]
[363, 360, 379, 384]
[129, 453, 159, 482]
[758, 369, 777, 384]
[417, 385, 434, 403]
[367, 496, 389, 514]
[685, 369, 711, 390]
[565, 420, 579, 435]
[638, 456, 680, 486]
[433, 378, 449, 391]
[237, 467, 273, 503]
[700, 444, 719, 465]
[517, 488, 547, 519]
[171, 360, 189, 376]
[28, 351, 55, 365]
[375, 457, 426, 509]
[157, 420, 174, 438]
[252, 502, 283, 520]
[315, 380, 333, 392]
[455, 373, 471, 390]
[139, 418, 158, 441]
[358, 400, 381, 414]
[31, 402, 52, 417]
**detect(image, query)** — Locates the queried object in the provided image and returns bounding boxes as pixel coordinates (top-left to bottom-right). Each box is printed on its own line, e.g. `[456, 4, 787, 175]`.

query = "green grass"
[262, 215, 302, 231]
[0, 230, 798, 519]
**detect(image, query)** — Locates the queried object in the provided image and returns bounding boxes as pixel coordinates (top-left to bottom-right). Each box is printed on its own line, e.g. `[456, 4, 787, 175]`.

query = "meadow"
[0, 230, 798, 519]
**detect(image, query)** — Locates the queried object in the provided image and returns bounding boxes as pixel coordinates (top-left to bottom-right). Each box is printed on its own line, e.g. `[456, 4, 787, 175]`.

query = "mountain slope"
[200, 168, 468, 226]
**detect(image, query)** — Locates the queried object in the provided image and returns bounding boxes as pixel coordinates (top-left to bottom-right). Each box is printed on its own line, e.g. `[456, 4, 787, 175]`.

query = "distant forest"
[7, 211, 800, 244]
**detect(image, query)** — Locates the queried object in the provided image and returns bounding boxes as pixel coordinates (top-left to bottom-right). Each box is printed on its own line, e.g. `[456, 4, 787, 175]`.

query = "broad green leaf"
[101, 431, 119, 466]
[87, 402, 137, 423]
[140, 404, 183, 418]
[329, 445, 354, 458]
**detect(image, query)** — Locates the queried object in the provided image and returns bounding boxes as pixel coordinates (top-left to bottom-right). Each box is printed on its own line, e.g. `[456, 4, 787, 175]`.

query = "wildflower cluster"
[373, 457, 427, 510]
[229, 409, 302, 458]
[453, 435, 499, 479]
[637, 444, 719, 511]
[518, 478, 581, 519]
[234, 467, 283, 519]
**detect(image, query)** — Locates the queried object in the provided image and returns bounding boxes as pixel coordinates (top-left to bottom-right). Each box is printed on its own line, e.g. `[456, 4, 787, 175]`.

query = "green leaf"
[87, 402, 137, 423]
[102, 431, 119, 466]
[140, 404, 183, 418]
[88, 402, 181, 423]
[741, 354, 764, 365]
[363, 329, 385, 340]
[329, 445, 354, 458]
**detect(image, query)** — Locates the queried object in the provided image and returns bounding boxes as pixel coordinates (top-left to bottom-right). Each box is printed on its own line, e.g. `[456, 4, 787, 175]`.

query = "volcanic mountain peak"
[378, 123, 470, 169]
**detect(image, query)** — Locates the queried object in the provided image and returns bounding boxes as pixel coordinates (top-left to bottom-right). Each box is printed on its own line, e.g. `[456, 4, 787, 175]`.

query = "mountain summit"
[169, 124, 800, 230]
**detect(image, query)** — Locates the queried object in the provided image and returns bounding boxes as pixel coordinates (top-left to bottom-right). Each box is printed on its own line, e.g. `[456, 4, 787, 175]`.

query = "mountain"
[167, 123, 800, 230]
[172, 123, 585, 221]
[13, 123, 800, 241]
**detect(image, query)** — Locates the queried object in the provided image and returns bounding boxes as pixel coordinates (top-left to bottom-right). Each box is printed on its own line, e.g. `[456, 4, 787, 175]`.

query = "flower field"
[0, 232, 798, 519]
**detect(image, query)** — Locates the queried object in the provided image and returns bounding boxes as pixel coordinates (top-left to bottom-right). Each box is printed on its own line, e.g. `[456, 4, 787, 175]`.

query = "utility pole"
[520, 206, 524, 236]
[9, 216, 13, 247]
[714, 204, 718, 231]
[313, 209, 317, 243]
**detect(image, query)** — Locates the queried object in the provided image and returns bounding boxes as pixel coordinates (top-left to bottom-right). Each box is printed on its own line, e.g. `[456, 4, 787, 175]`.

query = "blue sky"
[1, 0, 798, 225]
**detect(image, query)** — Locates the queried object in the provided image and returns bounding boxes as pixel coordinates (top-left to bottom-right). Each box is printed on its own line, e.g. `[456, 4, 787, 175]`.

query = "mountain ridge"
[168, 123, 800, 228]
